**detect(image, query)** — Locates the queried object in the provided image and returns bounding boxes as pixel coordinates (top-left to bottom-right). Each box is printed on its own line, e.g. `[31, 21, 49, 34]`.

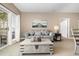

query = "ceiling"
[14, 3, 79, 13]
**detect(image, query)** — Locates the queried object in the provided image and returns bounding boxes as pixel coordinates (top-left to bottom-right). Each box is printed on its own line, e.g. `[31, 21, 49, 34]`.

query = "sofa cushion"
[35, 31, 41, 36]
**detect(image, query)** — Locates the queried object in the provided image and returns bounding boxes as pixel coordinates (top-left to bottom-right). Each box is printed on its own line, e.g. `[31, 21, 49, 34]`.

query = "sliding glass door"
[0, 9, 8, 47]
[0, 4, 20, 48]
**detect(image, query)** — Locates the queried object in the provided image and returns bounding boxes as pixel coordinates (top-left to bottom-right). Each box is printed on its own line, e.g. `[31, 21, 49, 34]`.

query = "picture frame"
[32, 20, 48, 28]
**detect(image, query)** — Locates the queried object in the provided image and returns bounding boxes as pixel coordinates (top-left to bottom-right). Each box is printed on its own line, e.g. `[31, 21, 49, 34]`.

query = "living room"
[0, 3, 79, 56]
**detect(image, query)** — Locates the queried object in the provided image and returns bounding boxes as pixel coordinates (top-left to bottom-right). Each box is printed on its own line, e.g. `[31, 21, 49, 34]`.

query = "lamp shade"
[54, 25, 59, 32]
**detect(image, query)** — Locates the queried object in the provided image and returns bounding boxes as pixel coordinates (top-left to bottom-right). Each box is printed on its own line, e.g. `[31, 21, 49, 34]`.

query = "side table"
[53, 33, 61, 41]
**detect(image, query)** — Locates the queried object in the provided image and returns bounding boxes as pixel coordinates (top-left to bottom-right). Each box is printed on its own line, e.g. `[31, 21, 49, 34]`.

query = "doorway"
[60, 18, 70, 38]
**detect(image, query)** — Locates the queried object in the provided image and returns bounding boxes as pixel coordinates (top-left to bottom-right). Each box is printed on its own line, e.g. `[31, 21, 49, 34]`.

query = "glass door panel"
[0, 10, 8, 47]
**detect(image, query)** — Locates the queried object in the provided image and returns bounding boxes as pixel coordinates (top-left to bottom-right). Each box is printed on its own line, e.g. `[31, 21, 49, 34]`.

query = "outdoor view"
[0, 10, 8, 47]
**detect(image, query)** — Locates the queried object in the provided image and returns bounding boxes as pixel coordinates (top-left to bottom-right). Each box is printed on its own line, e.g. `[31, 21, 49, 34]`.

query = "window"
[11, 12, 17, 39]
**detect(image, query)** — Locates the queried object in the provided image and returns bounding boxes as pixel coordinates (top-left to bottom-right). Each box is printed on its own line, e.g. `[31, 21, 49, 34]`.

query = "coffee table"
[19, 38, 54, 55]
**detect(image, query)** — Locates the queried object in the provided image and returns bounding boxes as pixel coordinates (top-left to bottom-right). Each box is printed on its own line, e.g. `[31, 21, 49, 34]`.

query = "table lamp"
[54, 25, 59, 33]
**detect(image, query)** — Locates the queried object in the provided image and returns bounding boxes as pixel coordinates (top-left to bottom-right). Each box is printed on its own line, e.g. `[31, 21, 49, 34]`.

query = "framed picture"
[32, 20, 47, 28]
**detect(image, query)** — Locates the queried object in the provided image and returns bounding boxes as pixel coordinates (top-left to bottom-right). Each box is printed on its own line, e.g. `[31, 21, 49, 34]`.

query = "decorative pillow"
[27, 33, 30, 36]
[35, 31, 41, 36]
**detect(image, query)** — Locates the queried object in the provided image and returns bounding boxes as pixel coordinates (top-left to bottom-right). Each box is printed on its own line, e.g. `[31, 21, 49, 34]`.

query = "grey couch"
[25, 30, 54, 41]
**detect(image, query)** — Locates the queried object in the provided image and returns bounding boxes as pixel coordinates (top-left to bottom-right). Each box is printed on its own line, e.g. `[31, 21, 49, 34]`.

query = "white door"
[60, 18, 70, 38]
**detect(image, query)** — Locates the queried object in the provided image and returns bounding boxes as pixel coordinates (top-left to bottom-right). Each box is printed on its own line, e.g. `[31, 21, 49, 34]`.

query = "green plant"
[0, 12, 7, 21]
[0, 12, 8, 29]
